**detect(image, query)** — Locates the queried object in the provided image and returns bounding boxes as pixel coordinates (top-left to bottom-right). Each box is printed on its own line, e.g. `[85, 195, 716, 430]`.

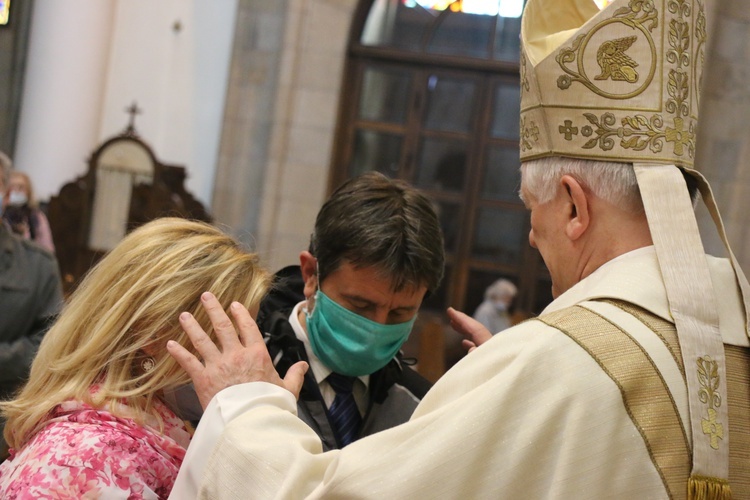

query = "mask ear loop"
[305, 261, 322, 317]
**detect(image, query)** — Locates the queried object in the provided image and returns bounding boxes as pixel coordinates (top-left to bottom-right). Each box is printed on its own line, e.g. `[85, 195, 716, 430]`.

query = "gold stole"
[538, 300, 750, 500]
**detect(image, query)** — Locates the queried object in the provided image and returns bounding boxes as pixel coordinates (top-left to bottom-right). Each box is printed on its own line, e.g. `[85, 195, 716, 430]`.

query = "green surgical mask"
[305, 290, 416, 377]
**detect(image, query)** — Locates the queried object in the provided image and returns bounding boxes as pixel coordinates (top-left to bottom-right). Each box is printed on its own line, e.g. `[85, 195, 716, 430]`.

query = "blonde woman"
[0, 218, 270, 498]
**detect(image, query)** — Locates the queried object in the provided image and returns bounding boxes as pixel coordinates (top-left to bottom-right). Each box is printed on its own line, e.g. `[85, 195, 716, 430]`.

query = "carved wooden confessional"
[48, 104, 212, 293]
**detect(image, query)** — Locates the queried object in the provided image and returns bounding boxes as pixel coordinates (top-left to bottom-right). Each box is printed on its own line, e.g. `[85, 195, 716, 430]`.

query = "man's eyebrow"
[340, 293, 418, 312]
[392, 304, 418, 313]
[340, 293, 379, 307]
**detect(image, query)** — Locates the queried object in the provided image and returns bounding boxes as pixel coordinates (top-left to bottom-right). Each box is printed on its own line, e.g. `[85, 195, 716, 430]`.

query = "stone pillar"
[696, 2, 750, 272]
[211, 0, 288, 248]
[255, 0, 357, 271]
[212, 0, 357, 272]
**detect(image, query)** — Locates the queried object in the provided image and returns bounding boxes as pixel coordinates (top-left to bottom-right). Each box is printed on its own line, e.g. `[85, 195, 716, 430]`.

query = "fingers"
[167, 339, 205, 380]
[461, 339, 478, 354]
[201, 292, 242, 351]
[173, 292, 304, 403]
[447, 307, 473, 329]
[179, 310, 221, 363]
[447, 307, 476, 337]
[447, 307, 493, 347]
[230, 302, 264, 347]
[283, 361, 309, 399]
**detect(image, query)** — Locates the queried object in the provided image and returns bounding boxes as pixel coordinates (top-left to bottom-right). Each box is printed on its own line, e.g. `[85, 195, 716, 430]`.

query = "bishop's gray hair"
[520, 157, 644, 213]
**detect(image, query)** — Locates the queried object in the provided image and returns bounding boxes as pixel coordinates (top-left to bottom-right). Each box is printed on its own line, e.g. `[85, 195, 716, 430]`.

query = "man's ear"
[299, 251, 318, 298]
[560, 175, 590, 241]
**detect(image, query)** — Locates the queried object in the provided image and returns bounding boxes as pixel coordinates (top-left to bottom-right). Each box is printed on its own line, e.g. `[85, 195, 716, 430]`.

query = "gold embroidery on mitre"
[667, 0, 690, 18]
[521, 0, 707, 167]
[559, 120, 579, 141]
[666, 18, 690, 69]
[555, 0, 658, 99]
[667, 69, 690, 117]
[521, 117, 540, 151]
[576, 112, 693, 156]
[696, 356, 724, 450]
[693, 1, 707, 106]
[557, 0, 700, 157]
[595, 36, 640, 83]
[665, 1, 692, 119]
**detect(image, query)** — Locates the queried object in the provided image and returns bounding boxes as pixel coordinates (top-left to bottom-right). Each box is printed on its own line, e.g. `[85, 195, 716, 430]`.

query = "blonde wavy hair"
[1, 217, 271, 449]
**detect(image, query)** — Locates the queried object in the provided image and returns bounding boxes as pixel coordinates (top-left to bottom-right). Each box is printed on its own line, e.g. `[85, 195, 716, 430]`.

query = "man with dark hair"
[255, 171, 444, 450]
[0, 152, 63, 459]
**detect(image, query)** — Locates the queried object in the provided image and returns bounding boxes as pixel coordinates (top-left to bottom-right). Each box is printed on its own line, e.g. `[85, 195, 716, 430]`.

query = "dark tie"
[327, 372, 362, 446]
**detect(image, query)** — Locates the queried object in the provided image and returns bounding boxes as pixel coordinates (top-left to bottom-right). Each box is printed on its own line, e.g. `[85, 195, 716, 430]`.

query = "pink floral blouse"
[0, 397, 191, 499]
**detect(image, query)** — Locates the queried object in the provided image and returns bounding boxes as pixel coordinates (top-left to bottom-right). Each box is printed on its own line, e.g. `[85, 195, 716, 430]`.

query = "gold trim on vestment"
[539, 302, 690, 500]
[600, 298, 685, 379]
[725, 345, 750, 498]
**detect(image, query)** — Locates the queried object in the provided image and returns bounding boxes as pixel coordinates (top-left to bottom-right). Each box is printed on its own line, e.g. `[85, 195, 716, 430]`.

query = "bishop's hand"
[167, 291, 308, 409]
[447, 307, 493, 354]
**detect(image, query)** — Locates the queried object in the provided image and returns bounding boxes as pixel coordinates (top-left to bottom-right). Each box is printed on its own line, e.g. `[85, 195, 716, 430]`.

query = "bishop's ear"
[560, 175, 590, 241]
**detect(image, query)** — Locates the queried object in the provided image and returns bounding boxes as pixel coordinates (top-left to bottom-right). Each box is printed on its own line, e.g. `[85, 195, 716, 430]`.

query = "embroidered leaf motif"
[584, 113, 600, 125]
[621, 136, 649, 150]
[583, 138, 599, 149]
[613, 6, 632, 16]
[667, 19, 690, 67]
[696, 356, 724, 450]
[666, 70, 689, 116]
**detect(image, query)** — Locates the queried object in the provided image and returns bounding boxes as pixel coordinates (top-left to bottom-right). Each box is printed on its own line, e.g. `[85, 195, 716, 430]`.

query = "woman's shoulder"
[0, 401, 185, 498]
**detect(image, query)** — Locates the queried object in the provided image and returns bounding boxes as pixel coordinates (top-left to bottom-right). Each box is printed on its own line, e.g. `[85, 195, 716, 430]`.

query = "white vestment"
[170, 247, 749, 499]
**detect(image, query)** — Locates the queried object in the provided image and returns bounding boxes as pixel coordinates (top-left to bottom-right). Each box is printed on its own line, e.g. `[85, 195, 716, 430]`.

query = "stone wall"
[213, 0, 357, 271]
[696, 1, 750, 273]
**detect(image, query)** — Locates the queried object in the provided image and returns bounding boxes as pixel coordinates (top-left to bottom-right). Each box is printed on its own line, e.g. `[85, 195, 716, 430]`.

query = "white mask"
[8, 191, 27, 206]
[493, 300, 508, 312]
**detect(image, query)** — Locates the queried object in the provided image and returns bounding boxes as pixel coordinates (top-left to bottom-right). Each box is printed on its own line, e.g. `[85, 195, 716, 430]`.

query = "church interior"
[1, 0, 749, 380]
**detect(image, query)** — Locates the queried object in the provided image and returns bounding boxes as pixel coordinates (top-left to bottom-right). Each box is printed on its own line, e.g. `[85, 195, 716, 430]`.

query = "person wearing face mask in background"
[2, 170, 55, 253]
[0, 152, 63, 462]
[253, 171, 445, 451]
[0, 218, 270, 498]
[472, 279, 517, 334]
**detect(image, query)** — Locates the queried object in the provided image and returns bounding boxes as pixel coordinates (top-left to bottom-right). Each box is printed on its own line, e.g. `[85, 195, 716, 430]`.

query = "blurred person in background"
[2, 170, 55, 253]
[0, 152, 63, 461]
[472, 278, 518, 334]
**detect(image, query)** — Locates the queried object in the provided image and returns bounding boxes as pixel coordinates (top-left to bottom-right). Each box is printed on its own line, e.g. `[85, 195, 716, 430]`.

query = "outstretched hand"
[447, 307, 493, 353]
[167, 292, 308, 409]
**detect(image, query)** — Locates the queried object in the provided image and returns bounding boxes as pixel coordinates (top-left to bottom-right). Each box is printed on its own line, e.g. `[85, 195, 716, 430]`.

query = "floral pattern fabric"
[0, 397, 191, 499]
